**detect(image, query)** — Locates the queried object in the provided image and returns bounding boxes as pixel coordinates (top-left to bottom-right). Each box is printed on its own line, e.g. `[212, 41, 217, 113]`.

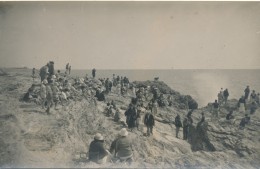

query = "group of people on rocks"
[211, 86, 259, 130]
[22, 62, 259, 165]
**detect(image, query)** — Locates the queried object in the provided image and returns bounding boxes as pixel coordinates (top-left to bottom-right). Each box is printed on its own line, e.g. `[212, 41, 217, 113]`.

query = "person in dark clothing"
[109, 128, 133, 164]
[187, 113, 193, 142]
[197, 112, 205, 128]
[226, 111, 234, 120]
[223, 89, 229, 104]
[48, 61, 55, 76]
[92, 68, 96, 78]
[125, 105, 137, 131]
[88, 133, 108, 164]
[244, 86, 250, 101]
[144, 111, 155, 136]
[250, 101, 257, 114]
[32, 68, 36, 81]
[183, 117, 188, 140]
[95, 89, 105, 101]
[175, 114, 182, 138]
[239, 114, 250, 129]
[212, 100, 219, 118]
[23, 84, 37, 102]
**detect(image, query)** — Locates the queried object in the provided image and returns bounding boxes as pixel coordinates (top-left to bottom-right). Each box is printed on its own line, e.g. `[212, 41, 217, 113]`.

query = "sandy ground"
[0, 68, 260, 168]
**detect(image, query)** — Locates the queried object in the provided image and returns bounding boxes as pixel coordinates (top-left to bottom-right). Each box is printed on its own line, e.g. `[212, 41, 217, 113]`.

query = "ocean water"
[70, 69, 260, 108]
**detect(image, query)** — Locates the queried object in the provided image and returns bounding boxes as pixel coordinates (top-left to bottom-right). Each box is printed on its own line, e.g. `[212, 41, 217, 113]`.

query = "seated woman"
[88, 133, 108, 164]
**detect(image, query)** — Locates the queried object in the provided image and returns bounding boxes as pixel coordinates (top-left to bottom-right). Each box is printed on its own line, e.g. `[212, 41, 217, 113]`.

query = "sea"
[69, 69, 260, 108]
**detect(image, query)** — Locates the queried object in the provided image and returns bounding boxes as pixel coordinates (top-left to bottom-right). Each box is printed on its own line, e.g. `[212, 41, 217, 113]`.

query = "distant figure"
[68, 66, 71, 75]
[114, 108, 121, 122]
[92, 68, 96, 78]
[65, 63, 69, 74]
[183, 117, 188, 140]
[238, 96, 246, 113]
[244, 86, 250, 101]
[48, 61, 55, 76]
[239, 114, 250, 130]
[144, 111, 155, 136]
[39, 63, 49, 82]
[32, 68, 36, 81]
[250, 101, 257, 114]
[250, 90, 257, 103]
[109, 128, 133, 164]
[154, 77, 159, 81]
[197, 112, 205, 128]
[187, 113, 193, 142]
[223, 88, 229, 104]
[256, 93, 260, 105]
[226, 111, 234, 120]
[218, 89, 224, 106]
[175, 114, 182, 138]
[88, 133, 108, 164]
[212, 100, 219, 118]
[45, 80, 53, 114]
[40, 80, 47, 109]
[125, 104, 137, 131]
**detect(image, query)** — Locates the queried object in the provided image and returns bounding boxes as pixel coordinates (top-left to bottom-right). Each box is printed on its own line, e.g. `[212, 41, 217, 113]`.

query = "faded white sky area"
[0, 2, 260, 69]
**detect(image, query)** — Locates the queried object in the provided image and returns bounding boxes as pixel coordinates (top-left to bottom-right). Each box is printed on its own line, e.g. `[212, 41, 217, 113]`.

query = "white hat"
[52, 75, 56, 79]
[94, 133, 104, 141]
[119, 128, 128, 137]
[42, 79, 48, 84]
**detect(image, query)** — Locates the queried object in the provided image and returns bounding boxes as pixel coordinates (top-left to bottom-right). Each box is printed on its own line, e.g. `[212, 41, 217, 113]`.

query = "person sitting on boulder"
[175, 114, 182, 138]
[88, 133, 109, 164]
[239, 114, 251, 130]
[144, 110, 155, 136]
[109, 128, 133, 164]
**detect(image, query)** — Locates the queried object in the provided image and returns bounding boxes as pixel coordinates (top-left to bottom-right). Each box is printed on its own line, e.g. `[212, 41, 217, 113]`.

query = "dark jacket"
[88, 139, 108, 162]
[175, 115, 182, 128]
[144, 113, 155, 126]
[110, 136, 133, 158]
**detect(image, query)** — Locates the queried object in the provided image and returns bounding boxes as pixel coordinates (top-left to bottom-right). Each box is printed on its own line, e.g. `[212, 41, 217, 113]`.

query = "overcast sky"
[0, 1, 260, 69]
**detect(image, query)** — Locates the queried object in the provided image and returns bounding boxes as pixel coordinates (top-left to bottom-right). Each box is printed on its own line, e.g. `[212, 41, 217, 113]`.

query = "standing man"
[212, 100, 219, 118]
[92, 68, 96, 78]
[32, 68, 36, 81]
[183, 117, 188, 140]
[244, 86, 250, 101]
[175, 114, 182, 138]
[223, 88, 229, 105]
[144, 110, 155, 136]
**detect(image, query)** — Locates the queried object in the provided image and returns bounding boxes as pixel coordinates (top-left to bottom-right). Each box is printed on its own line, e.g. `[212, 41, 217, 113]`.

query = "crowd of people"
[21, 62, 259, 165]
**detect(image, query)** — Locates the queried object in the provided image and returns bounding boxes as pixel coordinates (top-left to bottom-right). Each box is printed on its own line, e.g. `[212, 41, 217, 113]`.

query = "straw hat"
[94, 133, 104, 141]
[119, 128, 128, 137]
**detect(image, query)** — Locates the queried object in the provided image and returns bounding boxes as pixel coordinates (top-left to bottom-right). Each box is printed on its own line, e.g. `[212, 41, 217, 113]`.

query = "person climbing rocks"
[175, 114, 182, 138]
[88, 133, 109, 164]
[244, 86, 250, 101]
[144, 110, 155, 136]
[109, 128, 134, 164]
[223, 88, 229, 104]
[92, 68, 96, 78]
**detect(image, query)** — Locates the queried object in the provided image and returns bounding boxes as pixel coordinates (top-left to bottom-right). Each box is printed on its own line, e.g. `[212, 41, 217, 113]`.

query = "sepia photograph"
[0, 1, 260, 168]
